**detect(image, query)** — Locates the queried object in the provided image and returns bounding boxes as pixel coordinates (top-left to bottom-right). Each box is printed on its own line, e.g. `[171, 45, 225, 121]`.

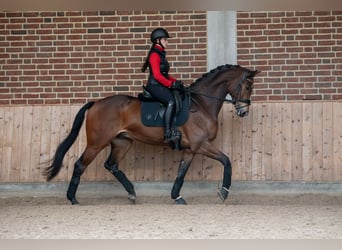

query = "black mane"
[190, 64, 242, 87]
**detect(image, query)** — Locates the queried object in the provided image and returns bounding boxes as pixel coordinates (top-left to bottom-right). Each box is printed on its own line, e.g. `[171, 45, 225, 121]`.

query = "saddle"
[138, 86, 190, 150]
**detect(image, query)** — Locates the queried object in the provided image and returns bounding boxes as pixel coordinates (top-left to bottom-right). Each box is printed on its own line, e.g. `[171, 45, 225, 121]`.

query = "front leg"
[171, 150, 195, 205]
[217, 153, 231, 201]
[197, 141, 232, 202]
[217, 186, 230, 201]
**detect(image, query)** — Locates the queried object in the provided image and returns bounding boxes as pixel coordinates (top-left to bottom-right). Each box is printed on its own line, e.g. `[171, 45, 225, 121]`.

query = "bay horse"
[44, 64, 260, 205]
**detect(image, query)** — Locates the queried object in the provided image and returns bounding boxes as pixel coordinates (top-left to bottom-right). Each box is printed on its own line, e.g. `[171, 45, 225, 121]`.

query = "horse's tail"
[44, 101, 95, 181]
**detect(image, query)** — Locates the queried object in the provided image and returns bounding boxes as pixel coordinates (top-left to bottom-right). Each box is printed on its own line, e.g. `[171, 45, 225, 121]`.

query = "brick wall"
[0, 11, 207, 105]
[237, 11, 342, 101]
[1, 11, 341, 105]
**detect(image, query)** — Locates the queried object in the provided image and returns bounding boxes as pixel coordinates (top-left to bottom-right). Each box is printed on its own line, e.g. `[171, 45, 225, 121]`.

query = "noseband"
[231, 72, 252, 106]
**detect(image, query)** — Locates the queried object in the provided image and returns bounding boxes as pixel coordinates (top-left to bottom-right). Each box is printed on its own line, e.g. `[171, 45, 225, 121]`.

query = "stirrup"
[164, 128, 180, 140]
[163, 130, 173, 143]
[171, 129, 181, 140]
[170, 129, 182, 150]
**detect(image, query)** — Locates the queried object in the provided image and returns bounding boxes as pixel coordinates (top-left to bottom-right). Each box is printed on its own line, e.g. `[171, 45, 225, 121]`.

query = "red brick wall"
[0, 11, 207, 105]
[237, 11, 342, 101]
[1, 11, 341, 105]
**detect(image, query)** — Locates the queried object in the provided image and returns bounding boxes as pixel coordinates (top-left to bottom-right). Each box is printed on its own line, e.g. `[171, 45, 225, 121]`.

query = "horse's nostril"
[236, 110, 249, 117]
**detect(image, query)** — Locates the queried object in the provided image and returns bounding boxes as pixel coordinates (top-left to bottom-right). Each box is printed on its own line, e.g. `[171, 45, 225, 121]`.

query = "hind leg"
[67, 146, 101, 205]
[104, 135, 136, 203]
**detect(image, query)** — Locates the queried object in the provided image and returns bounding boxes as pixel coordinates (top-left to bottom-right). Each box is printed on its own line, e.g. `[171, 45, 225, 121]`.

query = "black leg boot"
[164, 100, 175, 143]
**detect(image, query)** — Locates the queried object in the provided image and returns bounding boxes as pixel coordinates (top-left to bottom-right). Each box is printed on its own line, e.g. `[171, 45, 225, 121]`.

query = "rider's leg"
[164, 100, 175, 142]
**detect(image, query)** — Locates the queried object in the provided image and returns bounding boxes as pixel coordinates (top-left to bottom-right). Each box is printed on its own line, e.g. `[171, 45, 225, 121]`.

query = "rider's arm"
[149, 52, 174, 88]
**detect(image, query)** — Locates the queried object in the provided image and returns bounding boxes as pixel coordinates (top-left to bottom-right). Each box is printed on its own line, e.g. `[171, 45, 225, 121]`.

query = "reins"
[185, 88, 236, 104]
[184, 71, 251, 106]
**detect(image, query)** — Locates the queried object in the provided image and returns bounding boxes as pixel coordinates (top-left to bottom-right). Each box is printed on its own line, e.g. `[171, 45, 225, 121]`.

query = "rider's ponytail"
[141, 44, 155, 72]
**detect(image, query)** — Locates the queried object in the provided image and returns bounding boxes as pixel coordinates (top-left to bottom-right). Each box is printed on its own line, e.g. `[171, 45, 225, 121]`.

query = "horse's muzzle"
[236, 109, 249, 117]
[235, 103, 250, 117]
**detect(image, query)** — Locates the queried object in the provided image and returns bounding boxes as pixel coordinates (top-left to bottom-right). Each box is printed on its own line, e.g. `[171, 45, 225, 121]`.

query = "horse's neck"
[191, 79, 227, 118]
[191, 69, 242, 118]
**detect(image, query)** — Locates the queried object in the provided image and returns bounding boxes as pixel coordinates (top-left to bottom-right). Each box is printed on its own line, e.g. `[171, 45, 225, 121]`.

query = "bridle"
[233, 71, 252, 106]
[186, 71, 252, 107]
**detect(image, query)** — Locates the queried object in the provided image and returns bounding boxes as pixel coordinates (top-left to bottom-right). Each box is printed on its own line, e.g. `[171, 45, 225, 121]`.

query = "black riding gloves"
[171, 80, 184, 90]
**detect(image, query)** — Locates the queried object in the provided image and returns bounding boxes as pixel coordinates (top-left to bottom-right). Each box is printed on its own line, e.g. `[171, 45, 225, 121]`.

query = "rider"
[141, 28, 183, 143]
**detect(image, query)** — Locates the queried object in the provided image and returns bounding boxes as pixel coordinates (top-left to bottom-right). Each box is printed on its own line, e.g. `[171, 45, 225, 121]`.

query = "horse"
[44, 64, 261, 205]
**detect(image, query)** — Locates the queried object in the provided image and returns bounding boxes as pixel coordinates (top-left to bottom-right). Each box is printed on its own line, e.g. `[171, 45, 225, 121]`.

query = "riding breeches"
[145, 83, 175, 105]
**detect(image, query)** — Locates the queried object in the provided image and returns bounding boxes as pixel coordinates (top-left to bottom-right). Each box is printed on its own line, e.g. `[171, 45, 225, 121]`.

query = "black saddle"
[138, 87, 190, 127]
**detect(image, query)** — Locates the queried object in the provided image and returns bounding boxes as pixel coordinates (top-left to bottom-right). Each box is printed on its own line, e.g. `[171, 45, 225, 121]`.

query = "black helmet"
[150, 28, 170, 43]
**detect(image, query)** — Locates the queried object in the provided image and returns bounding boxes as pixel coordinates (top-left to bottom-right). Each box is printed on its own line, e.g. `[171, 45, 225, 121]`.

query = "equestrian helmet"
[150, 28, 170, 43]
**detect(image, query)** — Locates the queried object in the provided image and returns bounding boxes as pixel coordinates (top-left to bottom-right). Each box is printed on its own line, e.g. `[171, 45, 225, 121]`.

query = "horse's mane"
[190, 64, 242, 87]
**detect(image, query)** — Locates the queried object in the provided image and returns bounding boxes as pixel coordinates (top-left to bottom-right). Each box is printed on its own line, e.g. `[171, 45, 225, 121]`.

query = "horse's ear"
[250, 70, 261, 77]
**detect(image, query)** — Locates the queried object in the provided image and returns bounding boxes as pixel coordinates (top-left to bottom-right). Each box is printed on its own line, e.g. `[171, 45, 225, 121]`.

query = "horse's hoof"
[70, 198, 80, 205]
[128, 193, 136, 204]
[217, 187, 229, 202]
[174, 196, 187, 205]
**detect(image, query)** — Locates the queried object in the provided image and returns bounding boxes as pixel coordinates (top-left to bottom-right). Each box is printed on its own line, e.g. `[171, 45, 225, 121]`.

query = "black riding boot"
[164, 100, 175, 142]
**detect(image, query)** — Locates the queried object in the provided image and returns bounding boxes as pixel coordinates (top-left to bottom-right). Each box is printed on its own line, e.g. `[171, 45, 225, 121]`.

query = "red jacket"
[149, 45, 176, 87]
